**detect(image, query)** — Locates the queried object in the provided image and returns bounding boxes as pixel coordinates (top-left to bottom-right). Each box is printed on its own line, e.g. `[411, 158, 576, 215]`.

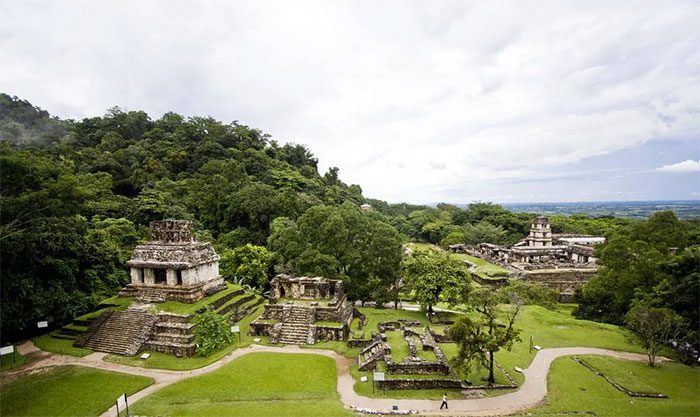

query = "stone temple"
[250, 274, 354, 344]
[120, 220, 225, 303]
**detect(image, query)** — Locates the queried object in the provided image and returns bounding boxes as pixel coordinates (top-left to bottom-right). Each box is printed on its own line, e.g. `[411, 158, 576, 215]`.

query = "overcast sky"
[2, 1, 699, 204]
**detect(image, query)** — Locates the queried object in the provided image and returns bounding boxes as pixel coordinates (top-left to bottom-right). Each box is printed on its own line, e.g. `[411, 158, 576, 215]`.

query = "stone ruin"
[451, 216, 605, 301]
[76, 220, 233, 357]
[250, 274, 353, 344]
[119, 220, 226, 303]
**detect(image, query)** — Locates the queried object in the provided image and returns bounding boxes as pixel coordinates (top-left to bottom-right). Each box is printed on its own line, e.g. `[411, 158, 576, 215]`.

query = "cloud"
[655, 160, 700, 173]
[1, 1, 699, 202]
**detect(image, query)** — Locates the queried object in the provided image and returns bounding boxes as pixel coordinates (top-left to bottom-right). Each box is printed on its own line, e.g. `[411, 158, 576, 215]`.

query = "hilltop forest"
[1, 94, 698, 351]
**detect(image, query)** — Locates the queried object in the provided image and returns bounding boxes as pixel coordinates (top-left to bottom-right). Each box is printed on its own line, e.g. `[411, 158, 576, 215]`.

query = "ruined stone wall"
[315, 325, 347, 341]
[521, 268, 597, 301]
[376, 379, 463, 390]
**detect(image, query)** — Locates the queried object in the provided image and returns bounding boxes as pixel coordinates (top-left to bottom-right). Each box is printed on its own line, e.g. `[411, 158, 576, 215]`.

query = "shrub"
[193, 307, 233, 356]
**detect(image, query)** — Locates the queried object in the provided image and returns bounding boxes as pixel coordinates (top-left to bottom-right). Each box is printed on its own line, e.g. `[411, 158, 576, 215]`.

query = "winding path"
[4, 341, 663, 416]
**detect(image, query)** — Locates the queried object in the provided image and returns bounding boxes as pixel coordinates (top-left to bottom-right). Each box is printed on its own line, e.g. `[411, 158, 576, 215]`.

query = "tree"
[219, 244, 272, 289]
[440, 231, 465, 247]
[625, 304, 683, 367]
[193, 307, 234, 356]
[268, 203, 403, 303]
[462, 221, 508, 245]
[449, 287, 522, 384]
[401, 249, 470, 314]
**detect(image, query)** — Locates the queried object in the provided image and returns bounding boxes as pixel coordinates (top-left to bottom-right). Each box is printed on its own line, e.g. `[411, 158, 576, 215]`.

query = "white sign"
[230, 325, 240, 333]
[116, 394, 127, 410]
[360, 376, 368, 382]
[0, 346, 14, 355]
[140, 353, 151, 359]
[373, 372, 385, 381]
[37, 321, 48, 329]
[533, 345, 542, 351]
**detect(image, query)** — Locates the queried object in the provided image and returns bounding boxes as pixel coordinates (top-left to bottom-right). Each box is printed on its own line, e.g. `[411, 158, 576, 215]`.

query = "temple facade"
[120, 220, 225, 302]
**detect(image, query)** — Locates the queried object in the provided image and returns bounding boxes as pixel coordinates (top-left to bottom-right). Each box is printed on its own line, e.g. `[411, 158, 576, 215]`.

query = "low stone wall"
[315, 324, 346, 341]
[470, 272, 510, 288]
[521, 268, 597, 302]
[348, 339, 373, 348]
[377, 378, 463, 390]
[249, 321, 276, 336]
[144, 340, 196, 356]
[385, 359, 450, 375]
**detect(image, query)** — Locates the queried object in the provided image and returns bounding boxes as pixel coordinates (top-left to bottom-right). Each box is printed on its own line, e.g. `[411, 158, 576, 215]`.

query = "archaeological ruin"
[119, 219, 226, 303]
[69, 220, 261, 357]
[451, 216, 605, 301]
[250, 274, 354, 344]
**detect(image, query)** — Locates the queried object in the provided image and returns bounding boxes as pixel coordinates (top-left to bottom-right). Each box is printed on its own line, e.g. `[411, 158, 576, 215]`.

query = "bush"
[193, 307, 233, 356]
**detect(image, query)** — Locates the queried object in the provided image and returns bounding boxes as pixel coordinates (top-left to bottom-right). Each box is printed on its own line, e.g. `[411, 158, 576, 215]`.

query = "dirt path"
[5, 341, 661, 416]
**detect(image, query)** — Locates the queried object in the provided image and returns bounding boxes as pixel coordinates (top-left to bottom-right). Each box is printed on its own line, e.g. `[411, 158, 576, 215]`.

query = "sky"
[1, 0, 699, 204]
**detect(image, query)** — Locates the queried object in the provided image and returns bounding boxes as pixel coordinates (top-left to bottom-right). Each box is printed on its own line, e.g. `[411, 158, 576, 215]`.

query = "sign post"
[0, 345, 15, 366]
[116, 394, 127, 416]
[231, 325, 241, 342]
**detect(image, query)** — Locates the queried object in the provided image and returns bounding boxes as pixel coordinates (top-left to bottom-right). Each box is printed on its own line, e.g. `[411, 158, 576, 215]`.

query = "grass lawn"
[524, 355, 700, 417]
[452, 252, 511, 278]
[493, 304, 648, 385]
[32, 333, 93, 357]
[131, 352, 353, 417]
[0, 352, 27, 371]
[104, 304, 266, 370]
[0, 365, 153, 417]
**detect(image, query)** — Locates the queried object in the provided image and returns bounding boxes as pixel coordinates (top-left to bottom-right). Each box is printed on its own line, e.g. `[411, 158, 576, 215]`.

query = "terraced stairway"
[145, 313, 197, 357]
[81, 307, 158, 355]
[278, 306, 311, 345]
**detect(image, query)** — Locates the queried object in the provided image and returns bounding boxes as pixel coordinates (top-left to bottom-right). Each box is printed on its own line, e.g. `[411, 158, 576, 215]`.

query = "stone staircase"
[278, 306, 311, 345]
[358, 340, 387, 371]
[81, 307, 158, 355]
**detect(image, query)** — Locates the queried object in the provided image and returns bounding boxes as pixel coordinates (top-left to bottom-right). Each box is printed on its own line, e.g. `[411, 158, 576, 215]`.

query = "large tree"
[625, 304, 683, 367]
[401, 248, 471, 314]
[449, 287, 522, 384]
[267, 203, 403, 303]
[219, 244, 272, 289]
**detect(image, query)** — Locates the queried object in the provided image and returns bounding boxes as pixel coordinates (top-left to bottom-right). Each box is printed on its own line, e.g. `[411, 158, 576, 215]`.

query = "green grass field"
[104, 304, 266, 370]
[525, 355, 700, 417]
[131, 352, 353, 417]
[0, 352, 27, 371]
[0, 366, 153, 417]
[31, 333, 93, 357]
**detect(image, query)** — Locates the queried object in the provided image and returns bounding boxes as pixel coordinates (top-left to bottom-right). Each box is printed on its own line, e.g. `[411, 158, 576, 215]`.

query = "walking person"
[440, 393, 448, 410]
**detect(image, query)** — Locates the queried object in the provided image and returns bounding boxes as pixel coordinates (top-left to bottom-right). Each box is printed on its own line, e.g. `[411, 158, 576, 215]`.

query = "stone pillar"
[144, 268, 155, 285]
[130, 268, 142, 284]
[166, 269, 177, 286]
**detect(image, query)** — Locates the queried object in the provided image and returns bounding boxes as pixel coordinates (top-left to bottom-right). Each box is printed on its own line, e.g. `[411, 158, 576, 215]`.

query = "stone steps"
[82, 308, 158, 356]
